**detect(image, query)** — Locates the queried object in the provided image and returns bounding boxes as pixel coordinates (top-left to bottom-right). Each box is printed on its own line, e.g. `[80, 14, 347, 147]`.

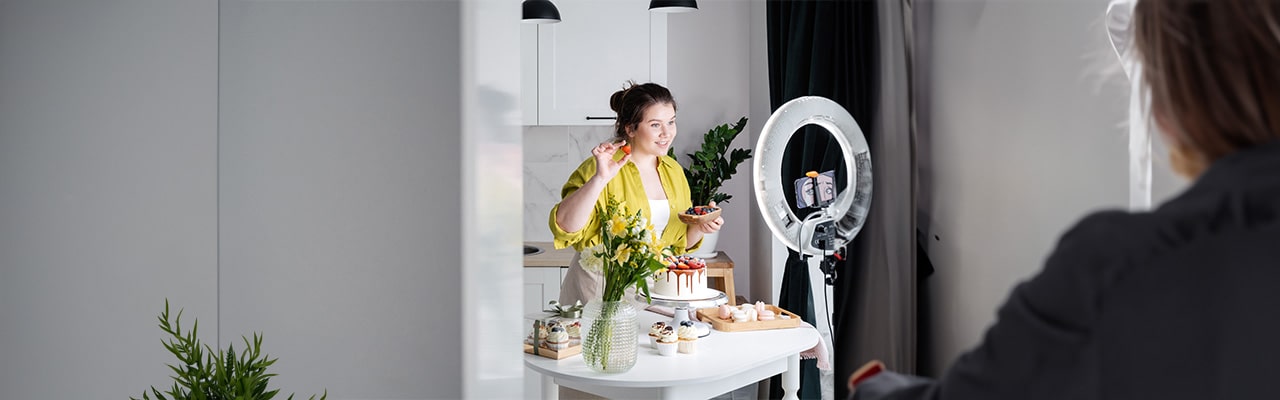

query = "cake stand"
[638, 288, 729, 309]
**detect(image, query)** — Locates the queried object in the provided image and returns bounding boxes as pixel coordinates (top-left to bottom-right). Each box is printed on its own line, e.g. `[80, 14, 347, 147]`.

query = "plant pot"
[689, 230, 720, 258]
[581, 300, 639, 373]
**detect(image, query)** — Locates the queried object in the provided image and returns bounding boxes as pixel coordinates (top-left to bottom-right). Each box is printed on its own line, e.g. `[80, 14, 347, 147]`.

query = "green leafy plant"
[134, 300, 327, 400]
[668, 117, 753, 205]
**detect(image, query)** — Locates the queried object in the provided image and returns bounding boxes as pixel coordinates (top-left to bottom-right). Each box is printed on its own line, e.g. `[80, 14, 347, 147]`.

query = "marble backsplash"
[524, 125, 617, 242]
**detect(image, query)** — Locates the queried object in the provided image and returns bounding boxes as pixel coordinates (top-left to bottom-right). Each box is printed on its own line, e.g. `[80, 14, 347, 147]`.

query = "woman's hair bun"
[609, 81, 637, 113]
[609, 89, 626, 113]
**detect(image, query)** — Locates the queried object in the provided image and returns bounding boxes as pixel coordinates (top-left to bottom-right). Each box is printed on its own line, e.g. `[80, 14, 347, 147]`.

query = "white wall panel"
[0, 1, 218, 397]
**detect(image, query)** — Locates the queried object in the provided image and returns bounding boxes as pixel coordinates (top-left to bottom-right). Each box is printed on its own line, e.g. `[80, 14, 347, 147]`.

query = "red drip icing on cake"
[652, 256, 708, 299]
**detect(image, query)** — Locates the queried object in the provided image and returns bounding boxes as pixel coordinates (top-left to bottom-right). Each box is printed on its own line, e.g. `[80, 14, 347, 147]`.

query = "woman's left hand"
[698, 201, 724, 233]
[699, 216, 724, 233]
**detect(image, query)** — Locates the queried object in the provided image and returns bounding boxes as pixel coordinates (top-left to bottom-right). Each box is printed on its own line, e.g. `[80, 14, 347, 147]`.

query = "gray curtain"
[836, 0, 919, 398]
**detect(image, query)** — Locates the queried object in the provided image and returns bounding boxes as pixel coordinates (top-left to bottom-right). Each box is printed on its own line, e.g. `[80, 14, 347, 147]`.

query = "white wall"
[0, 1, 521, 398]
[218, 2, 479, 397]
[920, 0, 1130, 374]
[667, 0, 755, 301]
[0, 1, 219, 397]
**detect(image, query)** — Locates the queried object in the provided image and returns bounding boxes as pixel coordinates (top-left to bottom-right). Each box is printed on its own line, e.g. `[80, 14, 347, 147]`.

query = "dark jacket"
[857, 141, 1280, 400]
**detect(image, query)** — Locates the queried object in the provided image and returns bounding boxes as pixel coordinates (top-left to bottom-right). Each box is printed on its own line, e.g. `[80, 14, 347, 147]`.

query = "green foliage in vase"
[133, 300, 327, 400]
[668, 117, 753, 206]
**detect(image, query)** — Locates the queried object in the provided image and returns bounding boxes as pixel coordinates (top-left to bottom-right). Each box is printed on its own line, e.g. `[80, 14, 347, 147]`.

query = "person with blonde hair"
[852, 1, 1280, 398]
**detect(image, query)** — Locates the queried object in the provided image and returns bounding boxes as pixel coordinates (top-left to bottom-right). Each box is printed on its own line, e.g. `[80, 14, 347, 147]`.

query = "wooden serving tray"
[696, 305, 801, 332]
[524, 343, 581, 359]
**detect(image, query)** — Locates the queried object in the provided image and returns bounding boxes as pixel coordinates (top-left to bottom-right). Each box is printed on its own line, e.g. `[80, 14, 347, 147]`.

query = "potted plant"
[134, 300, 327, 400]
[668, 116, 753, 257]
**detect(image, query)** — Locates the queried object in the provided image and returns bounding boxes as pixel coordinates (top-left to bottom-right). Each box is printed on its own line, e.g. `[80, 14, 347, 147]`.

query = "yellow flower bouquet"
[578, 196, 670, 303]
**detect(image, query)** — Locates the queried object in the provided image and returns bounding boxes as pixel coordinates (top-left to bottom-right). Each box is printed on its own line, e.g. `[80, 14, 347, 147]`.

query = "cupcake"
[564, 320, 582, 345]
[649, 321, 668, 348]
[546, 326, 569, 351]
[677, 320, 699, 354]
[657, 326, 678, 356]
[526, 322, 549, 346]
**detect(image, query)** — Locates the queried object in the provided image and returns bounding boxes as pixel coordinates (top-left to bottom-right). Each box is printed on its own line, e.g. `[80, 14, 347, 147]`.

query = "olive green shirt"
[549, 153, 701, 254]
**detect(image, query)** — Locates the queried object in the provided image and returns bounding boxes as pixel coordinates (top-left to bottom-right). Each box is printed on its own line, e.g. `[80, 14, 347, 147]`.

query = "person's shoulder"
[1064, 209, 1150, 242]
[1044, 209, 1160, 285]
[573, 156, 597, 175]
[1056, 209, 1156, 257]
[658, 154, 684, 171]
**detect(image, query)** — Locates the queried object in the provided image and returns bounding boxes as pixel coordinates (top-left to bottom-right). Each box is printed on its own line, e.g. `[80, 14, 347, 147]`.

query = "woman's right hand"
[591, 140, 631, 182]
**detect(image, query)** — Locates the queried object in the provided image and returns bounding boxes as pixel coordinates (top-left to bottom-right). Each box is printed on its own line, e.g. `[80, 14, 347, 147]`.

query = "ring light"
[753, 96, 873, 257]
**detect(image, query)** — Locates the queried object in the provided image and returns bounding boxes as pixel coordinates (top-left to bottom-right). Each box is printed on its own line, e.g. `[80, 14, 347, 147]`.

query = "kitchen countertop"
[524, 241, 575, 267]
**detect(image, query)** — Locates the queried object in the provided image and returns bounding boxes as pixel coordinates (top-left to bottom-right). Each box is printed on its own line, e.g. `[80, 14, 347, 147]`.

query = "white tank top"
[649, 199, 670, 237]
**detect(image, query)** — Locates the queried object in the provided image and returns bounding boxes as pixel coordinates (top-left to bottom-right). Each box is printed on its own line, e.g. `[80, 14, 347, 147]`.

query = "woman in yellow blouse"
[550, 82, 724, 305]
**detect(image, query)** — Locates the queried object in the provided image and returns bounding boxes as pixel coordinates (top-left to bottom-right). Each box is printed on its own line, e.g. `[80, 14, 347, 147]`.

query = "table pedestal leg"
[781, 354, 800, 400]
[542, 374, 558, 400]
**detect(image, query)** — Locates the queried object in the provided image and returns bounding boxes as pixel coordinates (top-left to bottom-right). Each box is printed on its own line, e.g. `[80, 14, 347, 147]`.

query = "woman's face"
[627, 102, 677, 157]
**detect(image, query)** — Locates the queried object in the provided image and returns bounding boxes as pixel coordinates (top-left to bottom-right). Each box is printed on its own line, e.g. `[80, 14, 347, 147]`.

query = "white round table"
[524, 309, 821, 400]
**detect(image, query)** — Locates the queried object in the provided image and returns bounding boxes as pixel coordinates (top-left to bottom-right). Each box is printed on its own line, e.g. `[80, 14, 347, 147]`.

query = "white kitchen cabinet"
[524, 267, 564, 315]
[522, 0, 667, 126]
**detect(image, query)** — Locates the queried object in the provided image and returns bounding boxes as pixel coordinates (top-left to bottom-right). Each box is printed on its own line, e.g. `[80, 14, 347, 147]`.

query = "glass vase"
[581, 300, 638, 373]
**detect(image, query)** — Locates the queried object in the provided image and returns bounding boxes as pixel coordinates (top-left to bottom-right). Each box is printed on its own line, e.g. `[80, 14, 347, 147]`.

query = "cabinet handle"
[585, 116, 617, 120]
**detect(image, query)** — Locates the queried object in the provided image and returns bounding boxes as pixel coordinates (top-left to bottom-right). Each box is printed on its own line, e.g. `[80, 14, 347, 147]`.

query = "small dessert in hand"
[657, 326, 678, 356]
[546, 326, 569, 351]
[677, 320, 699, 354]
[649, 321, 668, 348]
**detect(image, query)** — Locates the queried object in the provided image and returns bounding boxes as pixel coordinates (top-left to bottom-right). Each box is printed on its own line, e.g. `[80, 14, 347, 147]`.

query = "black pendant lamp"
[522, 0, 561, 24]
[649, 0, 697, 13]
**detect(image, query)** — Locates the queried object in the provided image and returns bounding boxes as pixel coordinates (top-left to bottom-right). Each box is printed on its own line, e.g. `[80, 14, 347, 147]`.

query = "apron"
[558, 252, 600, 305]
[558, 252, 649, 308]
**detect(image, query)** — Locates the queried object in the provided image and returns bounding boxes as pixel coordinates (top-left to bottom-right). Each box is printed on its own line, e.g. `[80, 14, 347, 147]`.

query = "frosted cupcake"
[649, 321, 668, 348]
[564, 320, 582, 346]
[526, 323, 549, 346]
[657, 326, 678, 356]
[546, 326, 569, 351]
[677, 320, 699, 354]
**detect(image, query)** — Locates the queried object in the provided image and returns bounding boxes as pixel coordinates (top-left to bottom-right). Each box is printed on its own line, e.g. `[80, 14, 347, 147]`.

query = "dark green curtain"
[766, 0, 878, 399]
